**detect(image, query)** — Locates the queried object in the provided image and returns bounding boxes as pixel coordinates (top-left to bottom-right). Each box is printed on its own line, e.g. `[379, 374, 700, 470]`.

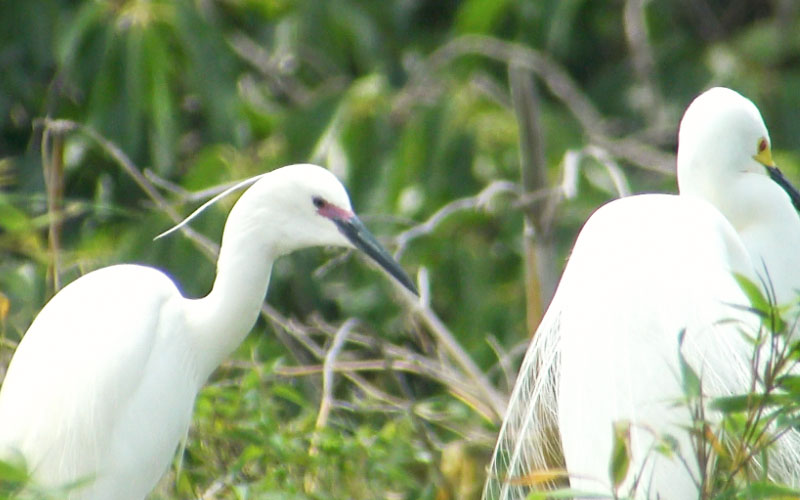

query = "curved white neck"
[700, 174, 800, 305]
[184, 230, 277, 384]
[737, 208, 800, 305]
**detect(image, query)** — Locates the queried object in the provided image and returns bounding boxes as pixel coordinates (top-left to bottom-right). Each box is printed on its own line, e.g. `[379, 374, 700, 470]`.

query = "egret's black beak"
[767, 166, 800, 212]
[333, 215, 419, 295]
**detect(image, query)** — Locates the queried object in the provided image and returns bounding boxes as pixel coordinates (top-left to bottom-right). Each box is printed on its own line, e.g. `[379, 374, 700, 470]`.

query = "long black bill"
[767, 165, 800, 212]
[334, 215, 419, 295]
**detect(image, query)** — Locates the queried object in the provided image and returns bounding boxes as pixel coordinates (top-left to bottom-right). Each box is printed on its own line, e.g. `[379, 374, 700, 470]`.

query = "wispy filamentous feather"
[483, 195, 800, 500]
[155, 173, 268, 240]
[483, 305, 564, 500]
[483, 295, 800, 500]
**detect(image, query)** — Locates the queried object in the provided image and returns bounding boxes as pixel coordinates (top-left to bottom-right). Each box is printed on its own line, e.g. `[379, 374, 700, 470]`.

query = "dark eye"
[312, 196, 326, 209]
[758, 138, 769, 153]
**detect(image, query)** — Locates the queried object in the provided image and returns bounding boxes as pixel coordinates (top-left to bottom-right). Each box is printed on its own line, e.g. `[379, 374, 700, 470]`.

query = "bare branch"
[266, 302, 499, 421]
[397, 35, 676, 175]
[393, 180, 520, 259]
[624, 0, 666, 128]
[305, 318, 359, 492]
[486, 334, 515, 393]
[583, 145, 633, 197]
[510, 64, 556, 326]
[426, 36, 607, 139]
[401, 292, 507, 419]
[35, 118, 220, 259]
[227, 32, 312, 105]
[595, 135, 675, 175]
[40, 121, 66, 293]
[313, 318, 358, 435]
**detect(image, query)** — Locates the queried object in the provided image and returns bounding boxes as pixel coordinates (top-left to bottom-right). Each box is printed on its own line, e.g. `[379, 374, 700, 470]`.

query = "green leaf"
[711, 393, 791, 413]
[678, 329, 701, 398]
[733, 272, 771, 317]
[0, 196, 34, 233]
[775, 413, 800, 430]
[55, 0, 110, 66]
[711, 394, 756, 413]
[0, 457, 28, 483]
[271, 384, 308, 408]
[143, 26, 177, 175]
[653, 433, 679, 457]
[609, 420, 631, 490]
[734, 481, 800, 499]
[454, 0, 512, 34]
[776, 374, 800, 394]
[527, 488, 614, 499]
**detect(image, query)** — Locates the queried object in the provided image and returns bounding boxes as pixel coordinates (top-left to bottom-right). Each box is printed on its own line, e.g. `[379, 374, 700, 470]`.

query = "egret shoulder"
[484, 193, 757, 500]
[0, 264, 189, 497]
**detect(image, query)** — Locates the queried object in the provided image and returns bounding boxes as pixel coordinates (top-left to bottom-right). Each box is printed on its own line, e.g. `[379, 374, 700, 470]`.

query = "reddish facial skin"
[313, 197, 418, 295]
[317, 202, 354, 222]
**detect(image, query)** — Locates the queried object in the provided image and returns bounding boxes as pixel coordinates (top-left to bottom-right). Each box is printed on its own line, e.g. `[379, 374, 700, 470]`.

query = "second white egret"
[484, 88, 800, 499]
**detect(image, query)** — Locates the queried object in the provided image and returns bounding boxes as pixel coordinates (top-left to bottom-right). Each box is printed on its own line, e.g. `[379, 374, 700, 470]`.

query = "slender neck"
[712, 175, 800, 305]
[736, 207, 800, 306]
[185, 232, 277, 383]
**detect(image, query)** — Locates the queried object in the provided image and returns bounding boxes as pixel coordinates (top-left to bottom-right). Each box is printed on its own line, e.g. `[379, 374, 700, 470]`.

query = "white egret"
[484, 88, 800, 499]
[0, 163, 417, 500]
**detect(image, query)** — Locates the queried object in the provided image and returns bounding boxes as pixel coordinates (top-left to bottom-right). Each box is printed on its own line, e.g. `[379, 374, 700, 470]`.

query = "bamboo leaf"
[733, 272, 771, 317]
[678, 329, 701, 398]
[527, 488, 614, 499]
[776, 374, 800, 394]
[609, 420, 631, 490]
[734, 481, 800, 499]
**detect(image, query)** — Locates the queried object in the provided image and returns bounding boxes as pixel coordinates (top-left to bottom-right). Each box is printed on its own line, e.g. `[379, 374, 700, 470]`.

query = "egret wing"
[0, 264, 187, 497]
[484, 195, 800, 499]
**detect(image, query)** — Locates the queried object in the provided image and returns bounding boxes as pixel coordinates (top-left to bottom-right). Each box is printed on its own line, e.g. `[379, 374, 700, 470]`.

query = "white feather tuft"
[154, 173, 268, 241]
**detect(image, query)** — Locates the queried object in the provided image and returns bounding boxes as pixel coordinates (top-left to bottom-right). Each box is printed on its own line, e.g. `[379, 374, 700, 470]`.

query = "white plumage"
[484, 88, 800, 499]
[0, 163, 416, 499]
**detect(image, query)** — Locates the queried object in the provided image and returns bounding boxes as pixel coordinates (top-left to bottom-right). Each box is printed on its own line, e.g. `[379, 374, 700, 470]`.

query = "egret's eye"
[312, 196, 326, 209]
[758, 138, 769, 153]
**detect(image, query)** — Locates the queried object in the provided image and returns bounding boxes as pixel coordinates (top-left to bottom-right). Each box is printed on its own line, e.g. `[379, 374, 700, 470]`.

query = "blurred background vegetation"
[1, 0, 800, 498]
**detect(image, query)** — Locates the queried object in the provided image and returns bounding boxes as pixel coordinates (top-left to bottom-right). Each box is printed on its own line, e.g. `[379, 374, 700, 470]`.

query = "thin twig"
[623, 0, 666, 128]
[398, 35, 676, 174]
[583, 145, 633, 197]
[393, 180, 520, 259]
[486, 334, 514, 393]
[276, 357, 493, 418]
[277, 305, 498, 420]
[34, 118, 220, 260]
[312, 319, 358, 437]
[41, 121, 66, 293]
[426, 36, 606, 137]
[227, 32, 312, 105]
[262, 301, 500, 421]
[304, 318, 359, 493]
[401, 291, 507, 419]
[144, 169, 191, 197]
[200, 473, 234, 500]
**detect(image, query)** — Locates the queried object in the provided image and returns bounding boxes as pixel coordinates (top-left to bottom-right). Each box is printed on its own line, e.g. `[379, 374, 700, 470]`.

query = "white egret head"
[678, 87, 772, 185]
[677, 87, 800, 223]
[235, 164, 354, 249]
[221, 164, 418, 294]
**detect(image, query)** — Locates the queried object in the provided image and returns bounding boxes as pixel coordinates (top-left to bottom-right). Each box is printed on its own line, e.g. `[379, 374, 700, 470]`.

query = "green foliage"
[608, 421, 632, 494]
[3, 0, 800, 498]
[168, 368, 436, 499]
[526, 489, 611, 500]
[679, 328, 703, 399]
[0, 458, 28, 497]
[667, 275, 800, 500]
